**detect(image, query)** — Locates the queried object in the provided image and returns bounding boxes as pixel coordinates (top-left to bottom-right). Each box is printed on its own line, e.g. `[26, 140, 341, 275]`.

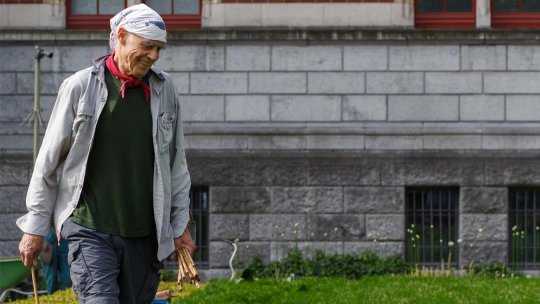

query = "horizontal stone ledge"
[183, 122, 540, 136]
[2, 28, 540, 44]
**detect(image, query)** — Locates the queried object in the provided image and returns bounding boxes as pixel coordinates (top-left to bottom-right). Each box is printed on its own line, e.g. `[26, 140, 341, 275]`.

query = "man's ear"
[117, 27, 127, 45]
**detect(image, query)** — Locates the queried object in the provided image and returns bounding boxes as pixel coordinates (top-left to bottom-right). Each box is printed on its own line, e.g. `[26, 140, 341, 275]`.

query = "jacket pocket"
[158, 112, 175, 154]
[72, 100, 95, 136]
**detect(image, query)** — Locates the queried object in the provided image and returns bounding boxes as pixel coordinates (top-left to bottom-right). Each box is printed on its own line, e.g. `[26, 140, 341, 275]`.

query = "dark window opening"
[509, 188, 540, 270]
[415, 0, 476, 28]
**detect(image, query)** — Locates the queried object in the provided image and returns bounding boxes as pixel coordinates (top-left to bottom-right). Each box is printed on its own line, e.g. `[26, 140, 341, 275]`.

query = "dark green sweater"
[71, 66, 155, 237]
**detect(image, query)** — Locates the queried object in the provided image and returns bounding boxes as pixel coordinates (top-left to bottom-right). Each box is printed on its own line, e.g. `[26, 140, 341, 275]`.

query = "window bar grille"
[510, 188, 540, 270]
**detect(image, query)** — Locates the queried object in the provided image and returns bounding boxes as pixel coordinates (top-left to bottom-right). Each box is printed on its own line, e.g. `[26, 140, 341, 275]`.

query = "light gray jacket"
[16, 57, 191, 261]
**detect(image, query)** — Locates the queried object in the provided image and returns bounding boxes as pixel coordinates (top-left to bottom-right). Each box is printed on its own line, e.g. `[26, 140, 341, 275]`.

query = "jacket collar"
[91, 54, 166, 82]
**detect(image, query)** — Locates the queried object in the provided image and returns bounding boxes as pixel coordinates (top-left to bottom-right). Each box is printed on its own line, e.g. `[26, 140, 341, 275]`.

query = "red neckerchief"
[105, 52, 150, 102]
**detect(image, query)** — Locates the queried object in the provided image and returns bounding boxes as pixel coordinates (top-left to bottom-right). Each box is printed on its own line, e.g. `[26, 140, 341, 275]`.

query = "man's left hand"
[174, 227, 196, 255]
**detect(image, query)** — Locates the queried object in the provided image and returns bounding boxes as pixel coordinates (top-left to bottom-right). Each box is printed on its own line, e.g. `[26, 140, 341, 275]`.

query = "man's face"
[117, 30, 165, 79]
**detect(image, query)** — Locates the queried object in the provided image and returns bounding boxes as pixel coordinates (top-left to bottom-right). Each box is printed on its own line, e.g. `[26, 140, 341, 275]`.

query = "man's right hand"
[19, 233, 44, 267]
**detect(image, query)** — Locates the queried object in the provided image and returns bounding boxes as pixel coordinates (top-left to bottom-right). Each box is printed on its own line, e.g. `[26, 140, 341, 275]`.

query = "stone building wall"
[2, 29, 540, 276]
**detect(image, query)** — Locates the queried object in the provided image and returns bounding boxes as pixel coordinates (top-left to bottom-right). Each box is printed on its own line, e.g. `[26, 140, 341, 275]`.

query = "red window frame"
[491, 0, 540, 28]
[414, 0, 476, 28]
[66, 0, 202, 30]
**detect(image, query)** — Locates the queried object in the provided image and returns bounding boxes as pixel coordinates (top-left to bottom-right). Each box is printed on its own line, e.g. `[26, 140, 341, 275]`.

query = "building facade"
[2, 0, 540, 277]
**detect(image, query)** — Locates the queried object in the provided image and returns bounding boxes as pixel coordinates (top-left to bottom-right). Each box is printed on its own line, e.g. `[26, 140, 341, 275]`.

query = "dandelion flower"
[430, 225, 434, 229]
[416, 234, 420, 239]
[323, 232, 328, 237]
[478, 228, 483, 233]
[440, 239, 443, 243]
[512, 225, 518, 231]
[294, 223, 299, 228]
[457, 239, 463, 244]
[448, 241, 454, 247]
[234, 238, 240, 243]
[334, 227, 339, 232]
[536, 227, 539, 231]
[411, 224, 415, 228]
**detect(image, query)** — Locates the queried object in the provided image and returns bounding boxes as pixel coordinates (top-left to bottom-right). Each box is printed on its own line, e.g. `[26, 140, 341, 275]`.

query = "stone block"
[425, 72, 482, 94]
[187, 158, 235, 186]
[343, 95, 386, 121]
[344, 46, 388, 71]
[248, 135, 306, 150]
[485, 72, 540, 94]
[185, 135, 248, 150]
[0, 163, 29, 186]
[322, 4, 351, 26]
[209, 214, 249, 241]
[203, 3, 225, 27]
[225, 95, 270, 121]
[272, 46, 341, 71]
[210, 241, 270, 268]
[306, 135, 364, 150]
[461, 187, 507, 214]
[226, 46, 270, 71]
[270, 241, 343, 260]
[210, 187, 271, 213]
[271, 187, 343, 213]
[261, 4, 288, 26]
[0, 46, 51, 72]
[365, 135, 423, 150]
[250, 214, 307, 241]
[461, 45, 506, 71]
[16, 72, 69, 95]
[366, 214, 404, 241]
[308, 72, 364, 94]
[423, 135, 482, 150]
[0, 213, 23, 240]
[367, 72, 423, 94]
[343, 241, 403, 258]
[249, 73, 306, 94]
[508, 46, 540, 71]
[382, 159, 484, 186]
[0, 73, 15, 94]
[344, 187, 404, 214]
[224, 4, 262, 27]
[389, 46, 460, 71]
[180, 95, 224, 122]
[484, 160, 540, 185]
[0, 135, 33, 151]
[234, 159, 309, 186]
[271, 95, 341, 121]
[460, 241, 507, 265]
[169, 73, 189, 94]
[286, 4, 324, 27]
[460, 214, 507, 241]
[506, 95, 540, 121]
[159, 46, 224, 72]
[307, 214, 365, 241]
[0, 187, 27, 213]
[0, 95, 33, 122]
[0, 241, 19, 257]
[482, 135, 540, 150]
[460, 95, 505, 121]
[388, 95, 459, 121]
[52, 46, 108, 73]
[190, 73, 247, 94]
[309, 158, 380, 186]
[348, 3, 393, 27]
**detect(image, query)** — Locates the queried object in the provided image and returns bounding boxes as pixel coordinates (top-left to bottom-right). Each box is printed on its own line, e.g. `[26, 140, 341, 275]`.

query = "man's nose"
[148, 49, 159, 61]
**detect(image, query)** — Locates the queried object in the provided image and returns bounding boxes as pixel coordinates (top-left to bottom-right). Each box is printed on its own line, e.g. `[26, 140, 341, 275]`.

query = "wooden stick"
[31, 265, 39, 304]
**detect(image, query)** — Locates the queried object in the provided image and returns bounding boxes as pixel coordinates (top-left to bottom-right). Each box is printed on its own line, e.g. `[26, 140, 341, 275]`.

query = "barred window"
[509, 188, 540, 270]
[492, 0, 540, 28]
[415, 0, 476, 28]
[405, 187, 459, 266]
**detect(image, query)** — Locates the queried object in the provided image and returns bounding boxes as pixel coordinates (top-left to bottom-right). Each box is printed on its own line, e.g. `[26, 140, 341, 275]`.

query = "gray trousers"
[61, 220, 163, 304]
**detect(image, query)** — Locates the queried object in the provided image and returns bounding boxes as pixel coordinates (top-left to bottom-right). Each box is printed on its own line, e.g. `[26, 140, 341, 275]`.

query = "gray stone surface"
[308, 159, 380, 186]
[308, 72, 365, 94]
[484, 72, 540, 94]
[233, 159, 309, 186]
[0, 241, 20, 257]
[483, 135, 540, 150]
[389, 46, 460, 71]
[306, 135, 364, 150]
[342, 95, 386, 121]
[365, 135, 423, 150]
[508, 46, 540, 71]
[0, 46, 52, 72]
[425, 72, 482, 94]
[460, 95, 505, 121]
[366, 214, 404, 241]
[226, 46, 270, 71]
[382, 160, 484, 186]
[272, 46, 341, 71]
[461, 187, 507, 214]
[344, 187, 404, 214]
[52, 45, 108, 73]
[271, 95, 341, 121]
[506, 95, 540, 121]
[0, 186, 27, 213]
[249, 214, 306, 241]
[187, 158, 235, 186]
[0, 73, 16, 94]
[460, 214, 507, 241]
[423, 135, 482, 150]
[388, 95, 459, 121]
[209, 214, 249, 240]
[307, 214, 365, 241]
[0, 95, 33, 121]
[344, 46, 388, 71]
[271, 187, 343, 213]
[180, 95, 225, 122]
[0, 134, 33, 150]
[459, 242, 507, 265]
[249, 72, 306, 94]
[461, 45, 506, 71]
[169, 73, 189, 94]
[185, 135, 248, 150]
[190, 73, 247, 94]
[366, 72, 423, 94]
[248, 135, 305, 150]
[210, 187, 271, 213]
[343, 241, 402, 258]
[0, 213, 23, 240]
[210, 241, 270, 268]
[159, 45, 225, 71]
[225, 95, 270, 121]
[0, 163, 29, 185]
[485, 160, 540, 185]
[270, 241, 344, 260]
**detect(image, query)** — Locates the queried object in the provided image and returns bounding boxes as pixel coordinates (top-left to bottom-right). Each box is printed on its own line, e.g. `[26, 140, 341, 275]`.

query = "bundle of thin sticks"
[177, 246, 200, 291]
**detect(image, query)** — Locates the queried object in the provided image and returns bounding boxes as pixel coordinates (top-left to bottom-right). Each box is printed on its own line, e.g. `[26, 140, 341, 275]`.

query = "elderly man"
[17, 4, 195, 303]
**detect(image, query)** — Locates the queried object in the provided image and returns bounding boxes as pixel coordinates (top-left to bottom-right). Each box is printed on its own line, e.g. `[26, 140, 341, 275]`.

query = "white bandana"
[109, 3, 167, 50]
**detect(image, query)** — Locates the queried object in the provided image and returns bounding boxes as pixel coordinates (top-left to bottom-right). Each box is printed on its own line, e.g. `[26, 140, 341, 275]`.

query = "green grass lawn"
[176, 276, 540, 304]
